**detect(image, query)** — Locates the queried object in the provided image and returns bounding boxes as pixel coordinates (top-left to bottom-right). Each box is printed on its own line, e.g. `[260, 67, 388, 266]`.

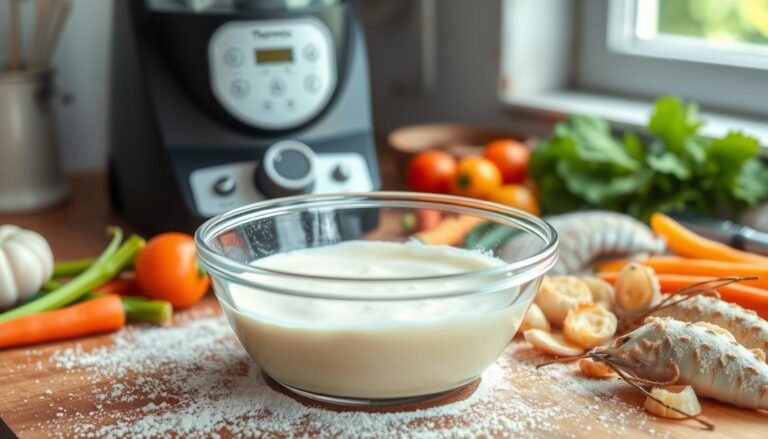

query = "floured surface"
[1, 299, 767, 438]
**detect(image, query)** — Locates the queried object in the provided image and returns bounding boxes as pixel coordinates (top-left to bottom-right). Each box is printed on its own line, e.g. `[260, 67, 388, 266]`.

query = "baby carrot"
[598, 272, 768, 320]
[650, 213, 768, 264]
[413, 215, 484, 246]
[596, 256, 768, 291]
[0, 295, 125, 349]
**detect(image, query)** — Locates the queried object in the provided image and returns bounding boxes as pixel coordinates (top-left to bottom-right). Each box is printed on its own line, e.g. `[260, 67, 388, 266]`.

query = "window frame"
[608, 0, 768, 71]
[498, 0, 768, 150]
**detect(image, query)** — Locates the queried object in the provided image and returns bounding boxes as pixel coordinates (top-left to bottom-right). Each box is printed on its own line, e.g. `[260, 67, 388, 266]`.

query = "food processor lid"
[146, 0, 343, 13]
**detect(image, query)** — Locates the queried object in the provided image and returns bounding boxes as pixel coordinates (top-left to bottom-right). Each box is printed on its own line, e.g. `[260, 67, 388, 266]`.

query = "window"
[499, 0, 768, 148]
[609, 0, 768, 69]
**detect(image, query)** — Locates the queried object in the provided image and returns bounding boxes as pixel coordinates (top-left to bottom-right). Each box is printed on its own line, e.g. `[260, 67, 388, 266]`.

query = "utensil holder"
[0, 68, 68, 212]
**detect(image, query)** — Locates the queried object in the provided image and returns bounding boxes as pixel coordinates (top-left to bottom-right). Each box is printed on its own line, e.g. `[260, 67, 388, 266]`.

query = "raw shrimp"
[651, 293, 768, 360]
[503, 211, 665, 275]
[593, 317, 768, 411]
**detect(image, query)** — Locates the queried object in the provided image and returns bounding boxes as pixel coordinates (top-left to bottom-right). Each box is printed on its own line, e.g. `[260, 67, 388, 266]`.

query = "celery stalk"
[0, 230, 145, 323]
[53, 258, 97, 277]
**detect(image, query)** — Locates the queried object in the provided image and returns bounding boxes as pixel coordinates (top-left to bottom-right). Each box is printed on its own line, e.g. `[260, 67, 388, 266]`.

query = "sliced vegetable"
[563, 303, 617, 348]
[0, 225, 54, 310]
[464, 221, 518, 252]
[597, 256, 768, 291]
[0, 228, 144, 323]
[644, 385, 702, 420]
[651, 212, 768, 264]
[579, 358, 615, 378]
[598, 272, 768, 319]
[135, 233, 209, 309]
[0, 295, 125, 349]
[523, 329, 585, 357]
[519, 303, 551, 334]
[412, 215, 484, 246]
[581, 276, 615, 309]
[614, 262, 661, 319]
[534, 276, 592, 327]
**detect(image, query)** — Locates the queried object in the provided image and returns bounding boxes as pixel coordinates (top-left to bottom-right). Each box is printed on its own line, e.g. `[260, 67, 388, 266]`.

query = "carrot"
[94, 278, 142, 296]
[413, 215, 484, 246]
[416, 209, 443, 231]
[0, 295, 125, 349]
[650, 213, 768, 264]
[596, 256, 768, 291]
[598, 272, 768, 319]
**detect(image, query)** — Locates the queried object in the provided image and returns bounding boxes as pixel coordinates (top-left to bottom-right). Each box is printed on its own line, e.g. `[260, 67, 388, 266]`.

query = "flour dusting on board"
[30, 311, 669, 438]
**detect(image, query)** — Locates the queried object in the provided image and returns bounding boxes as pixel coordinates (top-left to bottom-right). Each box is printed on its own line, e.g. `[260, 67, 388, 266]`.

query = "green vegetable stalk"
[530, 96, 768, 221]
[82, 292, 173, 324]
[0, 228, 145, 323]
[53, 258, 97, 277]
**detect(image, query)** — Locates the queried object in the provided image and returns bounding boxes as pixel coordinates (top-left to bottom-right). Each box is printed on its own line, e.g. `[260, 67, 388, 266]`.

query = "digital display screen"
[255, 48, 293, 64]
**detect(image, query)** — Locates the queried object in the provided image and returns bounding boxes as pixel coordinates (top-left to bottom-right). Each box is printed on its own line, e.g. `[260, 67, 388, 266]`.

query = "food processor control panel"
[188, 141, 374, 218]
[208, 18, 337, 130]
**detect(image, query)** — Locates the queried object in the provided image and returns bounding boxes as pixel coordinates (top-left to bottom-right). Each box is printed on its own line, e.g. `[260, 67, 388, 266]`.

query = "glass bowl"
[195, 192, 558, 406]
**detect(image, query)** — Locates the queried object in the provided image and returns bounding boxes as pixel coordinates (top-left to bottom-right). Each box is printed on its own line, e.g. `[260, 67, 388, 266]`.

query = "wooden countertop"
[0, 172, 767, 438]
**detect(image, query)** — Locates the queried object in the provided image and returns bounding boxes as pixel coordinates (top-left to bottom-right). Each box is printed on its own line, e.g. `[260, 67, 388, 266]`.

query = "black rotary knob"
[256, 140, 318, 198]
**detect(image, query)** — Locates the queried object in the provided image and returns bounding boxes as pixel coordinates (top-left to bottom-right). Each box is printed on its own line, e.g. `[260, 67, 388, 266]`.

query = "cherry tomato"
[450, 156, 502, 199]
[487, 184, 541, 216]
[135, 233, 210, 309]
[406, 150, 457, 193]
[483, 139, 530, 184]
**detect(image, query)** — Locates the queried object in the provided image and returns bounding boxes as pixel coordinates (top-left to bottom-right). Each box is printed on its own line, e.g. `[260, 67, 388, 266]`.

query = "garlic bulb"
[0, 225, 54, 310]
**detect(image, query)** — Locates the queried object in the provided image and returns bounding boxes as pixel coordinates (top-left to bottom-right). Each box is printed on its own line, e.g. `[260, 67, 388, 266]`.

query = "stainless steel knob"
[256, 140, 318, 198]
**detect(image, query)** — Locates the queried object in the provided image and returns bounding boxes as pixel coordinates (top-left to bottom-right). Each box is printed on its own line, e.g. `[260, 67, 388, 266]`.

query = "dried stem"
[598, 358, 715, 431]
[535, 353, 590, 369]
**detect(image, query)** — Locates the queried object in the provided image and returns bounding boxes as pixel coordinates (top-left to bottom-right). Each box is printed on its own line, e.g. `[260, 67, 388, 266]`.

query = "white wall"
[0, 0, 112, 172]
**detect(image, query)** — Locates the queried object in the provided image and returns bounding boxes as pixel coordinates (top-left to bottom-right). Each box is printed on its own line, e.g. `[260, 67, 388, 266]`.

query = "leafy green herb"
[530, 96, 768, 221]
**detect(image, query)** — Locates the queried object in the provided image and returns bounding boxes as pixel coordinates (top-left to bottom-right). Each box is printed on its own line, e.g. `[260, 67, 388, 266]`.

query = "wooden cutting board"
[1, 173, 767, 437]
[0, 295, 767, 438]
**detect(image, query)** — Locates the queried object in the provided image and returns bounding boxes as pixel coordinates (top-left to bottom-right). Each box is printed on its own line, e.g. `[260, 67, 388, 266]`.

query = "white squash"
[0, 225, 54, 310]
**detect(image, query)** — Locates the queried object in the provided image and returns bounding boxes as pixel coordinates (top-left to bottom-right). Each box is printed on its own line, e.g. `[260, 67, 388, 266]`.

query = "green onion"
[53, 258, 97, 277]
[82, 292, 172, 324]
[0, 228, 145, 323]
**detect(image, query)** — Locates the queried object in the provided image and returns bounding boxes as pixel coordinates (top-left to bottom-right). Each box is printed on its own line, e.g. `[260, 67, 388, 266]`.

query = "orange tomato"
[483, 139, 530, 184]
[450, 157, 502, 199]
[406, 150, 457, 193]
[135, 233, 210, 309]
[487, 184, 541, 216]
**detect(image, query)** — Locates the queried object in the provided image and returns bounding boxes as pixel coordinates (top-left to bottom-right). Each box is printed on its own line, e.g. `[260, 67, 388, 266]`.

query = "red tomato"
[135, 233, 210, 309]
[483, 139, 530, 184]
[406, 150, 457, 193]
[449, 156, 502, 199]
